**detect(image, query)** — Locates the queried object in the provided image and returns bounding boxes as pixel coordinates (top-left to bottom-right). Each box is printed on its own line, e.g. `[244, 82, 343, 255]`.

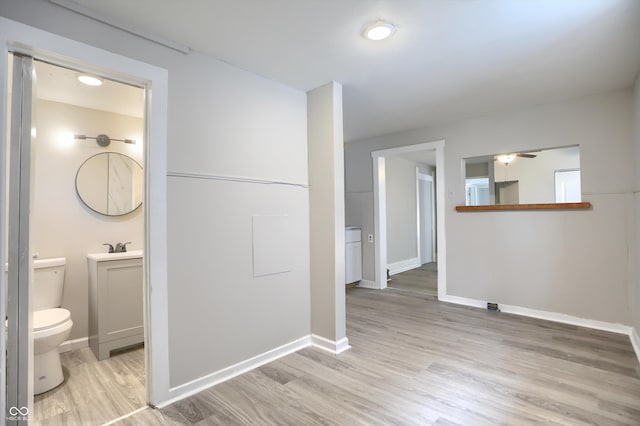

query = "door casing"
[0, 17, 170, 418]
[6, 52, 35, 425]
[371, 140, 446, 297]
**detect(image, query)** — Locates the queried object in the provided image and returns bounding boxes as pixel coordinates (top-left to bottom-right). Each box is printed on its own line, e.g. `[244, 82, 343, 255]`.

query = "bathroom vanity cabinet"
[88, 250, 144, 360]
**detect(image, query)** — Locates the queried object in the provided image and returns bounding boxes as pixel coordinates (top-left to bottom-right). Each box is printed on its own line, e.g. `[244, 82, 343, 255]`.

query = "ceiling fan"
[495, 152, 537, 164]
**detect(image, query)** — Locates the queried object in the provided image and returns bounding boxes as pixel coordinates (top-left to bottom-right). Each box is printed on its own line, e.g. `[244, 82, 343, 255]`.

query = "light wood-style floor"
[33, 345, 146, 425]
[388, 262, 438, 295]
[121, 288, 640, 425]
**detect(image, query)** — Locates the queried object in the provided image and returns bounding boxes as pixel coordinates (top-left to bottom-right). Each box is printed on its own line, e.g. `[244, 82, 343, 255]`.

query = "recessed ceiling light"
[365, 21, 396, 41]
[77, 75, 103, 86]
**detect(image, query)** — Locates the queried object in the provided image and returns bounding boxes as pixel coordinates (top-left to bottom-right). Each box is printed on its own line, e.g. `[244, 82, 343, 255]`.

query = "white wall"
[633, 75, 640, 334]
[385, 157, 434, 265]
[346, 89, 634, 325]
[386, 156, 418, 264]
[0, 0, 311, 389]
[163, 52, 309, 386]
[32, 99, 143, 341]
[466, 163, 489, 178]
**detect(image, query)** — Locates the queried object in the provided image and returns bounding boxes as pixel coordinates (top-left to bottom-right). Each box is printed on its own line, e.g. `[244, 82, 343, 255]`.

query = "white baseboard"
[157, 332, 354, 408]
[357, 279, 378, 289]
[630, 328, 640, 366]
[158, 335, 311, 408]
[388, 257, 420, 276]
[311, 334, 351, 354]
[499, 303, 630, 335]
[439, 295, 486, 309]
[335, 337, 351, 354]
[440, 294, 631, 335]
[58, 337, 89, 353]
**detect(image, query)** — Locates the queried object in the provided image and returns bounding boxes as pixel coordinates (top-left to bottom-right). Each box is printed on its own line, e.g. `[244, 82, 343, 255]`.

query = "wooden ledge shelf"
[456, 202, 592, 212]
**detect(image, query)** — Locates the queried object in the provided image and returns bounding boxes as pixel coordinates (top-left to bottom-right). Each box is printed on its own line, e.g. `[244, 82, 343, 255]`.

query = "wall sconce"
[75, 133, 136, 147]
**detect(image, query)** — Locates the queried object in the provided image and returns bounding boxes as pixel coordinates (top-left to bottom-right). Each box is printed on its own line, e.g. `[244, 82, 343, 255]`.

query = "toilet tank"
[33, 257, 66, 311]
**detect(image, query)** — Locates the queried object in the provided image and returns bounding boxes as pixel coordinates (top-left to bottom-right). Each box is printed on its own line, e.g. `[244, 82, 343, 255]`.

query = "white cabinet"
[345, 228, 362, 284]
[88, 250, 144, 360]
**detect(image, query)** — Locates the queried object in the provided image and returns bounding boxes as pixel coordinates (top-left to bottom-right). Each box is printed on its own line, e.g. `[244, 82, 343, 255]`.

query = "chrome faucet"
[103, 243, 114, 253]
[115, 242, 131, 253]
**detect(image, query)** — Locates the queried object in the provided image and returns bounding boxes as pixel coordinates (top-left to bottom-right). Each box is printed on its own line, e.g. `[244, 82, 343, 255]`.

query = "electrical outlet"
[368, 234, 374, 243]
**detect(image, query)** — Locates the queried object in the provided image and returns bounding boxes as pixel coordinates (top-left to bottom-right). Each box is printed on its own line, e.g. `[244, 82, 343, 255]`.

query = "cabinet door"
[345, 242, 362, 284]
[98, 259, 143, 342]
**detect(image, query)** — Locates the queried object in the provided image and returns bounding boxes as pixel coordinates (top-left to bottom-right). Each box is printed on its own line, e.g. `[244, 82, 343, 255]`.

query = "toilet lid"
[33, 308, 71, 331]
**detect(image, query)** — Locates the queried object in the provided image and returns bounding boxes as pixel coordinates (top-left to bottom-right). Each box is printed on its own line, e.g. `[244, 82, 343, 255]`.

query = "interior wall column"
[307, 81, 349, 353]
[632, 74, 640, 338]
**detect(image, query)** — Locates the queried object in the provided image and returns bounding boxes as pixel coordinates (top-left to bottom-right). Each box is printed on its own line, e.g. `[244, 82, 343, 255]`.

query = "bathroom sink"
[87, 249, 143, 261]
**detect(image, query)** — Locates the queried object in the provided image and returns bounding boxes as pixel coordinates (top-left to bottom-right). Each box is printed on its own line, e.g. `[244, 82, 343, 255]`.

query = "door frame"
[6, 54, 35, 422]
[416, 170, 435, 265]
[371, 140, 446, 298]
[0, 17, 170, 413]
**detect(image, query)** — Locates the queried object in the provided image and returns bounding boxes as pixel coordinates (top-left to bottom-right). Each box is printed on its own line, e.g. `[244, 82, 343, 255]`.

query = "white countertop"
[87, 249, 143, 261]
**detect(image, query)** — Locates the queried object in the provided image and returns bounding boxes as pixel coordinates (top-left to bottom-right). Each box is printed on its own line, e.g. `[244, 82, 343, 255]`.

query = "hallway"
[388, 263, 437, 296]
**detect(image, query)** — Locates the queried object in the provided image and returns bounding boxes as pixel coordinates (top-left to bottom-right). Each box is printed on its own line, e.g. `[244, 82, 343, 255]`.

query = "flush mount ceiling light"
[77, 75, 103, 86]
[364, 20, 396, 41]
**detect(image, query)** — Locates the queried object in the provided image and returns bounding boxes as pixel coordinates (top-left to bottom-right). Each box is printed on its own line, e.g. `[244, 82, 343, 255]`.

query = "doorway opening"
[6, 52, 147, 425]
[2, 18, 169, 423]
[371, 140, 446, 298]
[387, 170, 439, 296]
[40, 58, 145, 423]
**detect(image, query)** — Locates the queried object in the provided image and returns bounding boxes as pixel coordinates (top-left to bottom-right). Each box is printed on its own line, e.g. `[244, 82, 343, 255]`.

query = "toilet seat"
[33, 308, 71, 332]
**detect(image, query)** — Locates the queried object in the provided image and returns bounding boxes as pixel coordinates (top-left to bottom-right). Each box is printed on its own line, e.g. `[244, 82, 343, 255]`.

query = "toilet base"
[34, 349, 64, 395]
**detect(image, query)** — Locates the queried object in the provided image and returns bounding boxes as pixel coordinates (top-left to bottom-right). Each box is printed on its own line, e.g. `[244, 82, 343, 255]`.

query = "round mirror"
[76, 152, 143, 216]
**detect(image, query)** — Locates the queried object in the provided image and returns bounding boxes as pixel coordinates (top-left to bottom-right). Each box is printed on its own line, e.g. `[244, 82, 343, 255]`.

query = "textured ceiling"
[63, 0, 640, 141]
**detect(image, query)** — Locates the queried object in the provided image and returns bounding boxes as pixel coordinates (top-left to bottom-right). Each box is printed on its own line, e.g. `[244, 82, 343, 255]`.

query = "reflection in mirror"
[464, 145, 581, 206]
[76, 152, 143, 216]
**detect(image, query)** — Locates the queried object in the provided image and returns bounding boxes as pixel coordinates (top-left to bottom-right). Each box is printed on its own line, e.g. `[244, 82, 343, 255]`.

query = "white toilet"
[32, 257, 73, 395]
